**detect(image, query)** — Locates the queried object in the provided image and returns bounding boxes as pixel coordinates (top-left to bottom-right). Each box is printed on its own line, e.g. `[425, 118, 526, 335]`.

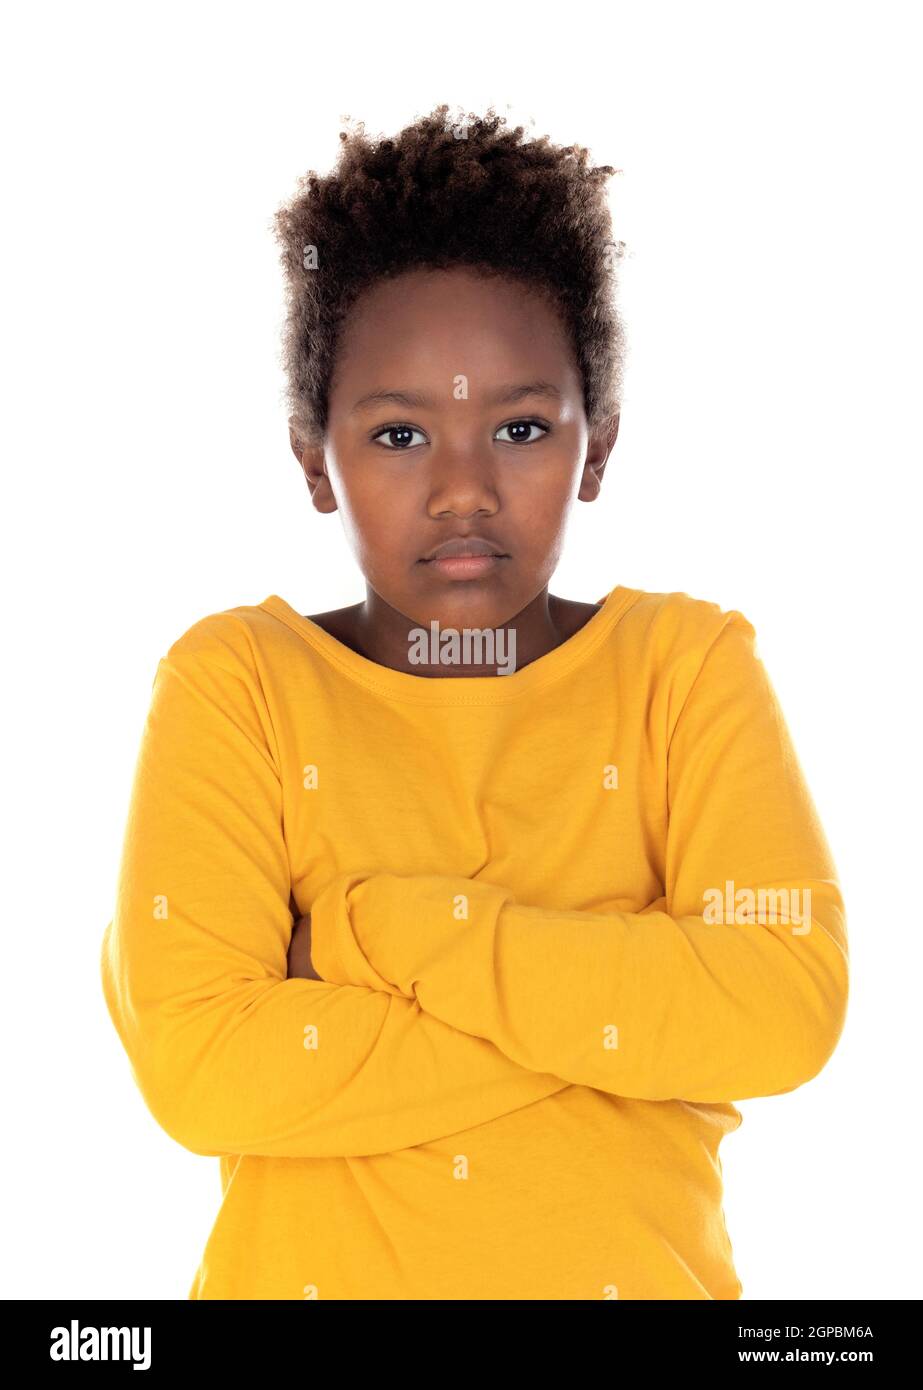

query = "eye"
[371, 424, 427, 450]
[370, 418, 551, 450]
[494, 419, 551, 445]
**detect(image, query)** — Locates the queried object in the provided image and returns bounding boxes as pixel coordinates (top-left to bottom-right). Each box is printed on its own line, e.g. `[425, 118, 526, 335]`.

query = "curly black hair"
[272, 102, 628, 448]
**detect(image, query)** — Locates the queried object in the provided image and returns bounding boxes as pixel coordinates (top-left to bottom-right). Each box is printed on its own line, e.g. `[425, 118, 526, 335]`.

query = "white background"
[3, 0, 919, 1300]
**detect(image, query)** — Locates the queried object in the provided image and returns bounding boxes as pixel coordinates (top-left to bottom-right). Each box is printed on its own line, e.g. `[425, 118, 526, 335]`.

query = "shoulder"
[618, 585, 753, 637]
[611, 587, 761, 718]
[600, 588, 765, 755]
[616, 586, 756, 657]
[162, 600, 279, 666]
[153, 600, 300, 714]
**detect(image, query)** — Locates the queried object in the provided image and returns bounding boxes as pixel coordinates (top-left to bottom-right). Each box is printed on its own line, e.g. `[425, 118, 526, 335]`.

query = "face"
[291, 265, 618, 630]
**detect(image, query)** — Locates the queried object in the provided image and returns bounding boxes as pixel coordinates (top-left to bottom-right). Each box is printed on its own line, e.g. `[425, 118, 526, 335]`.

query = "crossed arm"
[101, 633, 570, 1163]
[102, 611, 848, 1167]
[299, 615, 848, 1105]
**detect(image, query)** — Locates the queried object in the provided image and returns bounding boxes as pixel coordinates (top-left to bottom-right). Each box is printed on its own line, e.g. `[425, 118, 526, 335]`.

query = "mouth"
[420, 553, 509, 580]
[417, 535, 510, 580]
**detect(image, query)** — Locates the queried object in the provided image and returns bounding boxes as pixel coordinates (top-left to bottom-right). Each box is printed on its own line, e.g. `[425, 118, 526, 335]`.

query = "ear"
[289, 418, 338, 514]
[578, 412, 619, 502]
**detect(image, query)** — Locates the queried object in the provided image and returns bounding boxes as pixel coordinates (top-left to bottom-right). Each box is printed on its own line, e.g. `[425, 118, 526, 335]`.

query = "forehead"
[331, 266, 577, 398]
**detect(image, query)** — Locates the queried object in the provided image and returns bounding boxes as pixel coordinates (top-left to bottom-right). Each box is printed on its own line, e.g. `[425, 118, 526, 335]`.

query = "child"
[100, 103, 849, 1300]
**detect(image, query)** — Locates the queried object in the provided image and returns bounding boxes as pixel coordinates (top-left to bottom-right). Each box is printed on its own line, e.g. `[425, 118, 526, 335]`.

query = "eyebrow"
[350, 379, 563, 414]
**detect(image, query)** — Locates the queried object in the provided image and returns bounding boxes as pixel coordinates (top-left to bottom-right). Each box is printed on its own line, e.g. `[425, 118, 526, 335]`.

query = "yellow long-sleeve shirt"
[100, 581, 849, 1300]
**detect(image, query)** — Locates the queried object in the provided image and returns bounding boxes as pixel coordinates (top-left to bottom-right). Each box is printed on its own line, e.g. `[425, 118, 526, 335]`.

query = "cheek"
[332, 472, 394, 546]
[505, 468, 578, 535]
[350, 486, 414, 544]
[343, 487, 422, 574]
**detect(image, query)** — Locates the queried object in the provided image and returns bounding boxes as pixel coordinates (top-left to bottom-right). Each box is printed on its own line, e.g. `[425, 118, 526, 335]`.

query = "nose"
[425, 448, 500, 520]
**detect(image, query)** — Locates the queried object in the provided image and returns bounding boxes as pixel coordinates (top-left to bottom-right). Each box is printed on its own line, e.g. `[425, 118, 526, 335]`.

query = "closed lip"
[420, 536, 509, 562]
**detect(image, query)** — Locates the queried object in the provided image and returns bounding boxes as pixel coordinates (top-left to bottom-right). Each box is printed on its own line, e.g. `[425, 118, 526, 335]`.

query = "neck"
[350, 585, 572, 679]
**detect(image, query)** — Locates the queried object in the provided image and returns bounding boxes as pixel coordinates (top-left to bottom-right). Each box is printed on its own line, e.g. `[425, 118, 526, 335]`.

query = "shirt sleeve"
[309, 611, 849, 1105]
[100, 621, 569, 1160]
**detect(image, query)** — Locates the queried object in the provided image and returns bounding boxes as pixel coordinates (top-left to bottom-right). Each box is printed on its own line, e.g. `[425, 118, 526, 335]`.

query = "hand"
[287, 912, 324, 981]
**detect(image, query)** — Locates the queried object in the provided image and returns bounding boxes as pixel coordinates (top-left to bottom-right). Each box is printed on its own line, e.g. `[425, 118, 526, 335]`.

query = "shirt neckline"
[258, 582, 641, 705]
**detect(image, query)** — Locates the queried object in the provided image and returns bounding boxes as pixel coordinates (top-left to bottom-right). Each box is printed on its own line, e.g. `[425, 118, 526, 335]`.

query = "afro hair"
[273, 102, 628, 448]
